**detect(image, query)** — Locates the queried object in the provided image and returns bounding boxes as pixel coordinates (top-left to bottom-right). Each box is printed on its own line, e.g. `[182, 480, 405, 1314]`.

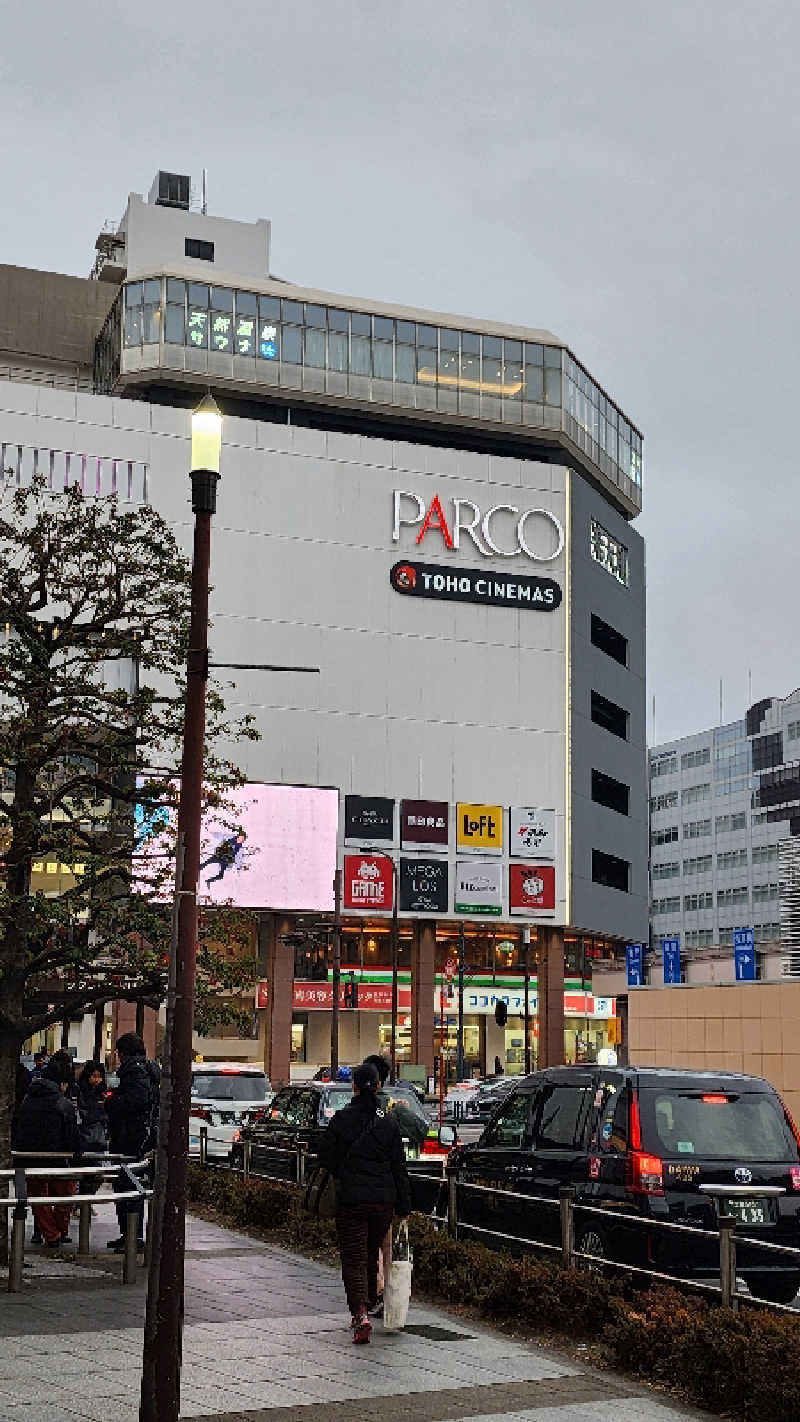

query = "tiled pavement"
[0, 1204, 714, 1422]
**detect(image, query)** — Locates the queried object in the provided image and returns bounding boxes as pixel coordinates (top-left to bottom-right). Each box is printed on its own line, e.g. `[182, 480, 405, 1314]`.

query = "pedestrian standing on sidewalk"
[105, 1032, 159, 1253]
[317, 1060, 411, 1345]
[76, 1060, 108, 1202]
[11, 1053, 80, 1247]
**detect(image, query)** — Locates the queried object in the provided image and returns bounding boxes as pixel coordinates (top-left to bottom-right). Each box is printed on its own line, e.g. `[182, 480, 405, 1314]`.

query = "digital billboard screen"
[137, 783, 338, 912]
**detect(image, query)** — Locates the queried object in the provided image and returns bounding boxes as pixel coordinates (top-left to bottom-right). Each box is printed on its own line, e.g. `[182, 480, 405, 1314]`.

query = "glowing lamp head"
[191, 393, 223, 474]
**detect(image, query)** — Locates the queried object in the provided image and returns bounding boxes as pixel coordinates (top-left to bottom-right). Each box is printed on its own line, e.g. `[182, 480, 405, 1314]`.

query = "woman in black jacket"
[318, 1061, 411, 1344]
[76, 1061, 108, 1155]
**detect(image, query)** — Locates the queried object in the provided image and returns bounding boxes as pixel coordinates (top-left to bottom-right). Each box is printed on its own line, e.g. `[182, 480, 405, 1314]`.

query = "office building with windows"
[0, 170, 647, 1081]
[647, 689, 800, 977]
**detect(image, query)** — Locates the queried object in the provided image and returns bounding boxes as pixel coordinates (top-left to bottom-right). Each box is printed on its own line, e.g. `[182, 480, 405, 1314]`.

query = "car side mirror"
[439, 1125, 457, 1148]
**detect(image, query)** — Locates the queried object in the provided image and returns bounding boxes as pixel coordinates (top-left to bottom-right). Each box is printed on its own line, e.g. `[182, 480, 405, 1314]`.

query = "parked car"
[470, 1076, 517, 1123]
[189, 1062, 273, 1161]
[444, 1075, 506, 1121]
[232, 1080, 436, 1177]
[447, 1065, 800, 1305]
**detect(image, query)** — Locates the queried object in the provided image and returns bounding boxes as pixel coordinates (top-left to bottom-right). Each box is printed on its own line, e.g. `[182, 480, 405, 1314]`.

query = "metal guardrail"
[2, 1154, 153, 1293]
[441, 1174, 800, 1312]
[199, 1127, 448, 1192]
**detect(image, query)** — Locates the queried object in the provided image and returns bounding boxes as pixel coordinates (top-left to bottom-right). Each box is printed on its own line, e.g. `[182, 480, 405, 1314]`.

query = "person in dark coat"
[15, 1060, 31, 1108]
[75, 1061, 108, 1202]
[318, 1061, 411, 1344]
[105, 1032, 159, 1251]
[11, 1053, 80, 1247]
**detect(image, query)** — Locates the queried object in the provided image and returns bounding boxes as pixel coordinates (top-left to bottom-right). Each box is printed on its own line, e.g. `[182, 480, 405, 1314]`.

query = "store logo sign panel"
[400, 858, 448, 913]
[455, 859, 502, 916]
[509, 863, 556, 916]
[390, 561, 561, 611]
[510, 807, 556, 860]
[392, 491, 564, 562]
[344, 795, 395, 844]
[343, 855, 394, 910]
[456, 802, 503, 855]
[400, 798, 449, 850]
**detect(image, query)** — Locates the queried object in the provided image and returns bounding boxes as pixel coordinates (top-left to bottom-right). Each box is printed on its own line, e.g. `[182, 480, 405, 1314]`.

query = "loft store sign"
[392, 491, 564, 562]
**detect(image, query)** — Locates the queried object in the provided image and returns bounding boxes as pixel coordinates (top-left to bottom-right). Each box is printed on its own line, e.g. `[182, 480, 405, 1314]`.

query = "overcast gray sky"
[1, 0, 797, 745]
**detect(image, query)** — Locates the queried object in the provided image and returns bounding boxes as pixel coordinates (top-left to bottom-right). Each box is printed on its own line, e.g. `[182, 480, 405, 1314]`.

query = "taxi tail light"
[784, 1105, 800, 1152]
[626, 1150, 664, 1195]
[790, 1166, 800, 1192]
[626, 1094, 663, 1192]
[701, 1095, 729, 1104]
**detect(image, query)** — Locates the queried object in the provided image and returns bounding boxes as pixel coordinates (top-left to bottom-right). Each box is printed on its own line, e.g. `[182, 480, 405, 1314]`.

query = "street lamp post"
[140, 394, 223, 1422]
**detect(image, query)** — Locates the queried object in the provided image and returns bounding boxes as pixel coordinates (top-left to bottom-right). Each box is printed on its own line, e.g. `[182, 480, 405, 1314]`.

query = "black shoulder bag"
[304, 1110, 383, 1219]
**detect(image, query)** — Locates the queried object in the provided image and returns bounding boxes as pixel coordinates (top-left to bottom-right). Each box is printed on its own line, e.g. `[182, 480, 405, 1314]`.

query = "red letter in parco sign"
[415, 495, 454, 549]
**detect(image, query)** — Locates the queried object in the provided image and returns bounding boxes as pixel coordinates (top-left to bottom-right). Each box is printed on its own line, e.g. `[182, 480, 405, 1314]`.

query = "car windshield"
[322, 1088, 352, 1118]
[641, 1090, 797, 1161]
[191, 1073, 267, 1102]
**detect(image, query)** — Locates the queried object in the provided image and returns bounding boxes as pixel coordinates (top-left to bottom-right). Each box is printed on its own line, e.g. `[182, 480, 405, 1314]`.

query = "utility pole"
[456, 922, 465, 1082]
[330, 869, 342, 1078]
[523, 927, 532, 1075]
[390, 866, 399, 1083]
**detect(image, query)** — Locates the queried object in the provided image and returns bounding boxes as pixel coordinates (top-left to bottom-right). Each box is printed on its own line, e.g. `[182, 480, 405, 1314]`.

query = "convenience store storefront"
[287, 956, 618, 1080]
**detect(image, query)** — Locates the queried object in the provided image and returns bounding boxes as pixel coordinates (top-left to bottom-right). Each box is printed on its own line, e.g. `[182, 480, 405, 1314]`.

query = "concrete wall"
[628, 981, 800, 1123]
[0, 265, 115, 371]
[123, 195, 270, 286]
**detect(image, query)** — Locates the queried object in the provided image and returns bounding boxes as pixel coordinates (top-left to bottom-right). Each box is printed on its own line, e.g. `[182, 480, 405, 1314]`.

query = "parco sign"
[392, 490, 564, 563]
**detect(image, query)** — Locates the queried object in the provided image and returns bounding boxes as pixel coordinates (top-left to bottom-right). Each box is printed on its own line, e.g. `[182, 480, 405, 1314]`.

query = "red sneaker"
[352, 1313, 372, 1344]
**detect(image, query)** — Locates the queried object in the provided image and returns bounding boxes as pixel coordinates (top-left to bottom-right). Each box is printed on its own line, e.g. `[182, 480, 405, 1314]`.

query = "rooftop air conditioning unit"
[149, 170, 191, 211]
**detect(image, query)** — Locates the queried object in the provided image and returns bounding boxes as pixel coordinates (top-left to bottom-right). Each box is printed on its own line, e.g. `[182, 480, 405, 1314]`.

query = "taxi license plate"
[722, 1198, 767, 1226]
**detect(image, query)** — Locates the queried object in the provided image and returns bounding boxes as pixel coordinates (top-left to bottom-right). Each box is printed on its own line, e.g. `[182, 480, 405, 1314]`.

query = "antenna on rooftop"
[202, 168, 208, 216]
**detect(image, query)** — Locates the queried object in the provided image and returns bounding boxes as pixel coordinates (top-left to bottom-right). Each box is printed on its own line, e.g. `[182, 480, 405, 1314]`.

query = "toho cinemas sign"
[392, 490, 564, 562]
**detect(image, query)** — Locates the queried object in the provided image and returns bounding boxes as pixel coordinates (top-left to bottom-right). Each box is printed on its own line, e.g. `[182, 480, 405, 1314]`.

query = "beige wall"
[629, 982, 800, 1124]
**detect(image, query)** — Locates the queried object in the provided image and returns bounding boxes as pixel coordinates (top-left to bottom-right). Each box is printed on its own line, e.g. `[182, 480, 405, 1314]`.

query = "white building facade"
[1, 171, 648, 1081]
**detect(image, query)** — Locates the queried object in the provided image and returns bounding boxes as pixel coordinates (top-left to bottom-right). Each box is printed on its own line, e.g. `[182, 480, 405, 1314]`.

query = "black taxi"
[233, 1080, 432, 1179]
[447, 1064, 800, 1304]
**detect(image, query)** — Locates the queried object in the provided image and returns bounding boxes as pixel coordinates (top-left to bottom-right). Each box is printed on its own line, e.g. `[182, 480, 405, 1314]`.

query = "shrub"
[189, 1167, 800, 1421]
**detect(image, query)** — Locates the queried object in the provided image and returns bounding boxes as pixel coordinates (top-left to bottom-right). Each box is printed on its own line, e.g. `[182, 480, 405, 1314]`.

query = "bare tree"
[0, 475, 258, 1182]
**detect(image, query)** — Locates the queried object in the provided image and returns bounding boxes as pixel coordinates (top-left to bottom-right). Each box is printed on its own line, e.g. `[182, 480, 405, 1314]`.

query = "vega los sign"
[392, 490, 564, 562]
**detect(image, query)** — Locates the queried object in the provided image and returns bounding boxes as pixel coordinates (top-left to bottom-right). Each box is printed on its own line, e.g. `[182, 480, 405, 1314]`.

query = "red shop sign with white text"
[292, 982, 412, 1012]
[343, 854, 394, 911]
[509, 863, 556, 914]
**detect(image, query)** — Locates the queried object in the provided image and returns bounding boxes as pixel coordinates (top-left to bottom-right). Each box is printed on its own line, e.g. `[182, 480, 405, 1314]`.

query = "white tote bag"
[383, 1221, 413, 1331]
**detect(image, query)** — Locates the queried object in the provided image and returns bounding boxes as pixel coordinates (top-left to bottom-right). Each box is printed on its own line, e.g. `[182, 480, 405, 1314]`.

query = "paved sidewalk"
[0, 1204, 713, 1422]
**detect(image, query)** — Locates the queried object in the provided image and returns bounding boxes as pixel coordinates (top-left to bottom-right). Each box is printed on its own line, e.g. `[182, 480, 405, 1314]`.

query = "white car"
[189, 1062, 273, 1161]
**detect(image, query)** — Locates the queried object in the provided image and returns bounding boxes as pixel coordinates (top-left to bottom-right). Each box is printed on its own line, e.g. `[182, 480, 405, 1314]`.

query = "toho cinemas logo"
[392, 490, 564, 562]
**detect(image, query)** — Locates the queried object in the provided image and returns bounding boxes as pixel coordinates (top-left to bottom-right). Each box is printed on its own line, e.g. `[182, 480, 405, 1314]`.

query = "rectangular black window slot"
[592, 849, 630, 893]
[185, 237, 215, 262]
[591, 768, 630, 816]
[591, 690, 629, 740]
[591, 613, 628, 667]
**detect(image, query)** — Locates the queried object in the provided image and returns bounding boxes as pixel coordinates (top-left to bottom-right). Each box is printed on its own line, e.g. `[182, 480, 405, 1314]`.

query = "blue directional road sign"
[626, 943, 644, 988]
[662, 937, 681, 985]
[734, 927, 756, 981]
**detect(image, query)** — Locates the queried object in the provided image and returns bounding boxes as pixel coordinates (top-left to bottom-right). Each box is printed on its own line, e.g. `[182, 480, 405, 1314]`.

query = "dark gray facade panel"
[569, 470, 647, 941]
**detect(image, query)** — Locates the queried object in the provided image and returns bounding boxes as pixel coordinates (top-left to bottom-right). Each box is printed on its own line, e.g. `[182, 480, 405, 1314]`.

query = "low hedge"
[186, 1165, 800, 1421]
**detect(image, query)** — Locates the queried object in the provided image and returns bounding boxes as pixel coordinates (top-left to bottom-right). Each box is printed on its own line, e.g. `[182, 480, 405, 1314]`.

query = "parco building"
[0, 170, 647, 1082]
